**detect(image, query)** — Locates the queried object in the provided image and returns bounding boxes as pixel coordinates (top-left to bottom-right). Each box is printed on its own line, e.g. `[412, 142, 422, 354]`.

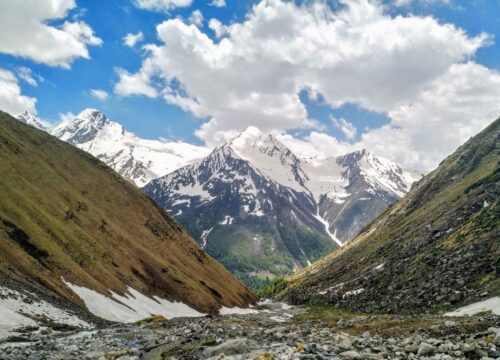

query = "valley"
[1, 0, 499, 358]
[1, 301, 499, 359]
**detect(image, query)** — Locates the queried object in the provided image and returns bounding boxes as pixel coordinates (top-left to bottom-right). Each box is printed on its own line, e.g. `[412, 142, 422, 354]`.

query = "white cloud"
[114, 67, 158, 98]
[331, 117, 357, 140]
[123, 31, 145, 48]
[188, 10, 204, 27]
[115, 0, 497, 170]
[209, 0, 226, 7]
[0, 0, 102, 68]
[208, 18, 227, 38]
[133, 0, 192, 12]
[17, 67, 38, 87]
[0, 68, 37, 115]
[90, 89, 109, 101]
[59, 111, 76, 123]
[394, 0, 452, 6]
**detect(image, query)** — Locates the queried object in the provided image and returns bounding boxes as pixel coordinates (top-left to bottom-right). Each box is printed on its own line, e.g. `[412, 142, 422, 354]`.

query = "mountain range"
[277, 117, 500, 314]
[0, 110, 255, 338]
[17, 110, 420, 289]
[23, 109, 210, 187]
[143, 126, 419, 288]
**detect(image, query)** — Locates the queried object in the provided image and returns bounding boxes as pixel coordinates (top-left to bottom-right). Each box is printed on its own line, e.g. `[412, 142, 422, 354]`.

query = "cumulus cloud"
[90, 89, 109, 101]
[115, 0, 497, 170]
[208, 18, 227, 38]
[0, 0, 101, 68]
[0, 68, 37, 115]
[188, 10, 204, 27]
[133, 0, 192, 12]
[209, 0, 226, 7]
[123, 31, 144, 48]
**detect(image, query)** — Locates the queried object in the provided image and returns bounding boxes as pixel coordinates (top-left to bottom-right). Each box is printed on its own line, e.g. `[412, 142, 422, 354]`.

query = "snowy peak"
[51, 108, 116, 144]
[337, 149, 413, 197]
[223, 127, 309, 192]
[49, 109, 209, 187]
[74, 108, 111, 129]
[17, 111, 50, 130]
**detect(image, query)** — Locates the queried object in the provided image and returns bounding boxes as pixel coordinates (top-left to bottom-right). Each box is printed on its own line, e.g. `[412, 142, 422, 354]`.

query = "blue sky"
[0, 0, 499, 169]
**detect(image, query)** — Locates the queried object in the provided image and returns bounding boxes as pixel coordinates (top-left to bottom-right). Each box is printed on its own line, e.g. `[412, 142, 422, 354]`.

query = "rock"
[202, 338, 250, 357]
[404, 345, 419, 354]
[66, 345, 79, 353]
[338, 337, 353, 350]
[417, 343, 436, 356]
[340, 350, 362, 359]
[444, 320, 456, 327]
[494, 332, 500, 346]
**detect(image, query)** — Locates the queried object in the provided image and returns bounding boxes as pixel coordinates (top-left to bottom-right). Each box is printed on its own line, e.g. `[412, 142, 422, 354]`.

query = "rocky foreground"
[0, 302, 499, 360]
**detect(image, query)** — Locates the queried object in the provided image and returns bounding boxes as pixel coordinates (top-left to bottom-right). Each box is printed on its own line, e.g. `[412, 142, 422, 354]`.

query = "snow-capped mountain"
[49, 109, 210, 186]
[17, 111, 50, 130]
[143, 127, 419, 288]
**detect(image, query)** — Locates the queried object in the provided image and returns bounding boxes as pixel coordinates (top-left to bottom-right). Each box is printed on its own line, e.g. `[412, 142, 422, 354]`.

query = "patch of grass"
[257, 276, 289, 298]
[136, 315, 168, 326]
[293, 305, 494, 337]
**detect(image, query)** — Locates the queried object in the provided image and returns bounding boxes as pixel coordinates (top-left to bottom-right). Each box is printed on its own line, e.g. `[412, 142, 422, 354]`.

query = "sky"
[0, 0, 499, 171]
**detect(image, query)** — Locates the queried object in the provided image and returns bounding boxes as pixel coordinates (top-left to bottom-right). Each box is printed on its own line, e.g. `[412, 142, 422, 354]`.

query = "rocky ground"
[0, 301, 499, 360]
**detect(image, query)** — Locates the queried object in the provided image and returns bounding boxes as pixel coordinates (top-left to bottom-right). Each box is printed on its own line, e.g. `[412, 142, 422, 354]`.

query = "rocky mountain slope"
[22, 109, 210, 187]
[278, 117, 500, 314]
[143, 127, 417, 288]
[0, 110, 256, 337]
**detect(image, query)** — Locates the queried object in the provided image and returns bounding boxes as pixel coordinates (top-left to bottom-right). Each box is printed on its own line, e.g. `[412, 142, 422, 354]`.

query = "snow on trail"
[313, 208, 344, 247]
[444, 297, 500, 316]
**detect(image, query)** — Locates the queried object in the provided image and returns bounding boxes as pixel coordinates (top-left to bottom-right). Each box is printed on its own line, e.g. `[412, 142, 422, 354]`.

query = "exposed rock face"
[278, 117, 500, 314]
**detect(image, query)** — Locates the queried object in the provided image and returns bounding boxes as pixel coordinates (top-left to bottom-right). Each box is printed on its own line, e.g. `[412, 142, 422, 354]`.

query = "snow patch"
[218, 306, 259, 315]
[313, 208, 343, 247]
[63, 280, 204, 322]
[219, 215, 234, 225]
[0, 286, 90, 340]
[343, 288, 364, 298]
[200, 227, 214, 248]
[444, 297, 500, 317]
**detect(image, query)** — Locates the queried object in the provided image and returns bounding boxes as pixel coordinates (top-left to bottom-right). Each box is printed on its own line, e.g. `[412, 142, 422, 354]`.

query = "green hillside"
[0, 110, 256, 315]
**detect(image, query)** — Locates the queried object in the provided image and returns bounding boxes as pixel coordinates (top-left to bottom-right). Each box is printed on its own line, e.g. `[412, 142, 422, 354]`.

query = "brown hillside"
[0, 110, 256, 315]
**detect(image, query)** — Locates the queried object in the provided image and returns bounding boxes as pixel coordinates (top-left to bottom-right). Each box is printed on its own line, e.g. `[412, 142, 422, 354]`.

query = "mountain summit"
[49, 109, 210, 186]
[143, 127, 417, 288]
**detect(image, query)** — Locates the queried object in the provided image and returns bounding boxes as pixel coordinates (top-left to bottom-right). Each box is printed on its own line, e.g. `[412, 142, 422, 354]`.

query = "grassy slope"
[278, 117, 499, 313]
[0, 111, 256, 314]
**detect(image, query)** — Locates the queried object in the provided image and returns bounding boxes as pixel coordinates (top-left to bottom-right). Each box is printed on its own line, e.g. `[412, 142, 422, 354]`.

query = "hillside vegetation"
[278, 117, 500, 314]
[0, 111, 256, 315]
